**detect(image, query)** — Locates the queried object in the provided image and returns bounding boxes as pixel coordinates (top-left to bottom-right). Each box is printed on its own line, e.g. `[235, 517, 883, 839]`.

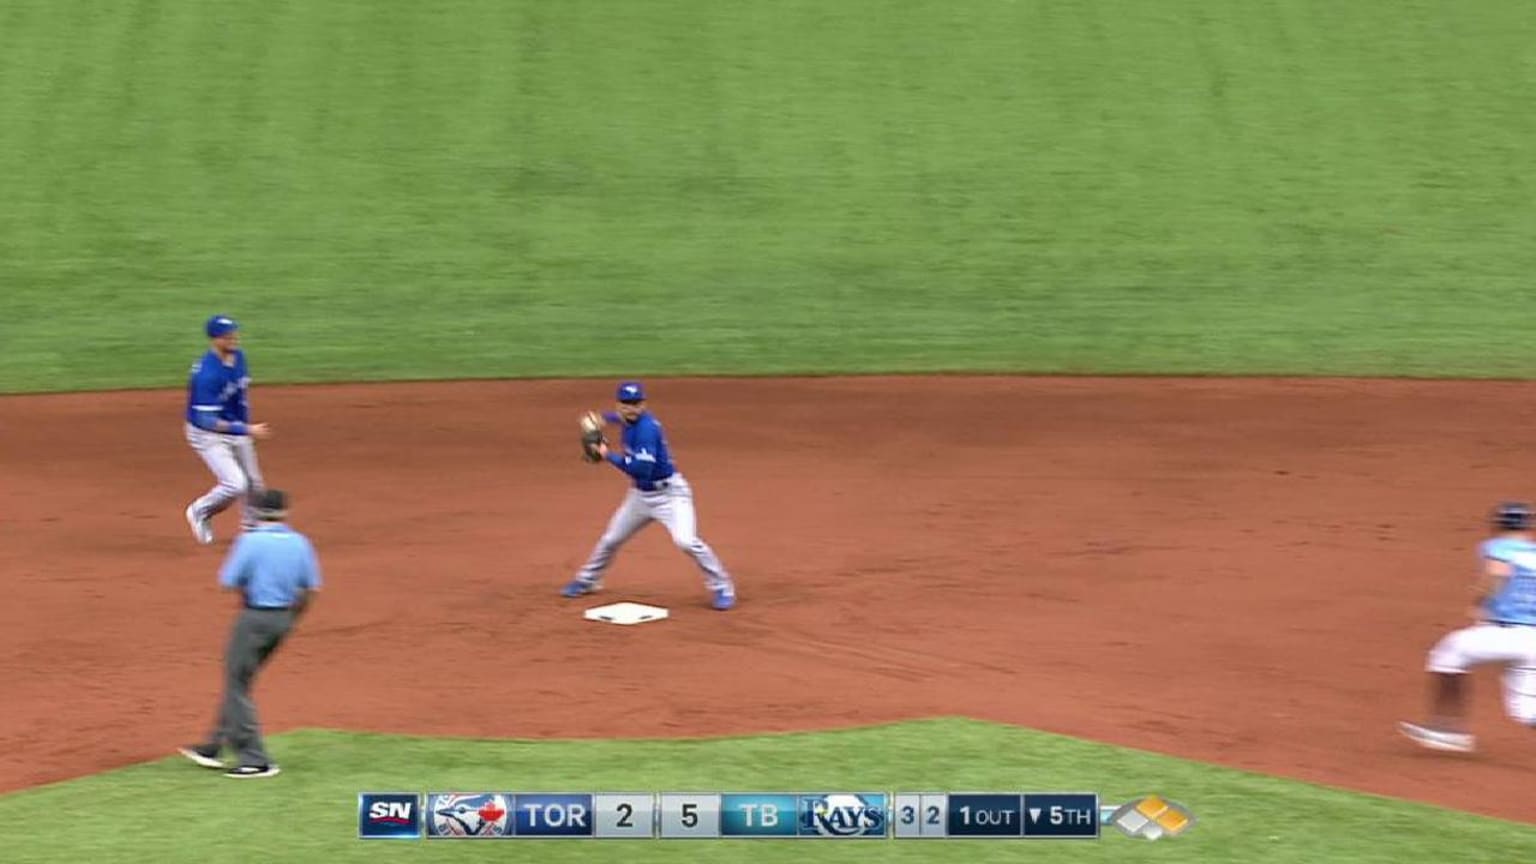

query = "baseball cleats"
[185, 504, 213, 545]
[711, 586, 736, 611]
[225, 764, 281, 779]
[177, 745, 225, 769]
[1398, 721, 1475, 753]
[560, 578, 602, 598]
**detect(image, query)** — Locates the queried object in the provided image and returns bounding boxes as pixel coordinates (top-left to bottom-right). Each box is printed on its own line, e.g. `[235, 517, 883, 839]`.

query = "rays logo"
[798, 793, 887, 838]
[425, 793, 512, 838]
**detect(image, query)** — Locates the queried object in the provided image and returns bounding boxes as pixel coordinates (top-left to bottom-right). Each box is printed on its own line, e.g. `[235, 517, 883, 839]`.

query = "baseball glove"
[579, 411, 606, 463]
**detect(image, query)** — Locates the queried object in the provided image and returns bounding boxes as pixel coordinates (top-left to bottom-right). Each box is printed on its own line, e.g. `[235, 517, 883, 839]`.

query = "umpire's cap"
[254, 489, 290, 521]
[1492, 501, 1533, 531]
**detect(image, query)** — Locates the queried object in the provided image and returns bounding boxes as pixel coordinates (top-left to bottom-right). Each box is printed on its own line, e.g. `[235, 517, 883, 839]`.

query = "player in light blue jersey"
[183, 315, 271, 545]
[1399, 502, 1536, 753]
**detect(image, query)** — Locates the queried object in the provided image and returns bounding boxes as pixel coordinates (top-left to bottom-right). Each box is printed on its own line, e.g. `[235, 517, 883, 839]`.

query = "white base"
[583, 601, 669, 626]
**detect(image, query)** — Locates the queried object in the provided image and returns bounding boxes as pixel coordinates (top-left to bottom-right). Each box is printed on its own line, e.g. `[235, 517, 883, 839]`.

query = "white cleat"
[224, 764, 281, 779]
[178, 746, 225, 769]
[185, 504, 213, 545]
[1398, 722, 1475, 753]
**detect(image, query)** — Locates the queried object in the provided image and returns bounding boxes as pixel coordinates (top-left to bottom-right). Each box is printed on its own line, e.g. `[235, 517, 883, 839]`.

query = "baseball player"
[564, 380, 737, 610]
[183, 315, 269, 545]
[1399, 502, 1536, 753]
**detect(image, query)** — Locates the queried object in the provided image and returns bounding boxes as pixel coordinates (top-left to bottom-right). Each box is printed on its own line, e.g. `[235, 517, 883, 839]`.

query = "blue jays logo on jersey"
[425, 793, 512, 838]
[218, 376, 249, 402]
[798, 794, 887, 837]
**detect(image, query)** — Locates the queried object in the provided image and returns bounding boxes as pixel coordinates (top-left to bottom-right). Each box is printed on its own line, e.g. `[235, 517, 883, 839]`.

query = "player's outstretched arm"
[1469, 558, 1510, 622]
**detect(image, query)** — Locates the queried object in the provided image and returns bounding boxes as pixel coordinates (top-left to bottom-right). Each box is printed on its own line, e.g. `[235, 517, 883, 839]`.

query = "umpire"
[178, 489, 321, 778]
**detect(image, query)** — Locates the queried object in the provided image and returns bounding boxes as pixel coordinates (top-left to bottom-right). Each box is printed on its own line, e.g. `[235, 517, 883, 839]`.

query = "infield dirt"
[3, 376, 1534, 821]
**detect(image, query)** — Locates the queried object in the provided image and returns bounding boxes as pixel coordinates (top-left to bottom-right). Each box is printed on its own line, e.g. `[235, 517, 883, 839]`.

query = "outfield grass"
[3, 0, 1536, 393]
[3, 719, 1532, 863]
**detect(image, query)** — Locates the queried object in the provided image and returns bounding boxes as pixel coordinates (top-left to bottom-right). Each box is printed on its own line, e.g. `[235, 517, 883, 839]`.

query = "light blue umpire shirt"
[218, 523, 323, 608]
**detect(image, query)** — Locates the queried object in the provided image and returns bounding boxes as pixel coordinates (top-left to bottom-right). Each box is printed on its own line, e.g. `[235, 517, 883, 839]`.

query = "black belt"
[1490, 621, 1535, 628]
[640, 477, 676, 492]
[245, 604, 292, 611]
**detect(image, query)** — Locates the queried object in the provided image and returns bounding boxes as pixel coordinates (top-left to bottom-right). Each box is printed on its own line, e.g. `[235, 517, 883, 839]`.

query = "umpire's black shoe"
[177, 745, 225, 769]
[225, 764, 281, 779]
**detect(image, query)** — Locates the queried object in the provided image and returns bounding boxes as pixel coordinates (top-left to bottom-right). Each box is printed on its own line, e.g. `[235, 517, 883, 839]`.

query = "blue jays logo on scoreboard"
[797, 793, 888, 838]
[425, 793, 513, 838]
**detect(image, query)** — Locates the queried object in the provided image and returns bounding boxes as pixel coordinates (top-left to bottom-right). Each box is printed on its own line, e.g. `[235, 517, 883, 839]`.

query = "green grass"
[3, 0, 1536, 393]
[3, 719, 1532, 863]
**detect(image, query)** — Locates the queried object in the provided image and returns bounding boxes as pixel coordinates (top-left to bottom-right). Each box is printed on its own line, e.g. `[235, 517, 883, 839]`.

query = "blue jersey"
[602, 410, 676, 491]
[186, 349, 251, 434]
[1480, 537, 1536, 626]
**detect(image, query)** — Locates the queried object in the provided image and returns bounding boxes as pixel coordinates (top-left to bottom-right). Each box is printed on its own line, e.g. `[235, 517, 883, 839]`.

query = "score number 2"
[899, 805, 942, 826]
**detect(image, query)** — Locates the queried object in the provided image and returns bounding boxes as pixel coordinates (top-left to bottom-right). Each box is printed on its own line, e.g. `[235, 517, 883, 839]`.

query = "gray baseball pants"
[203, 608, 294, 767]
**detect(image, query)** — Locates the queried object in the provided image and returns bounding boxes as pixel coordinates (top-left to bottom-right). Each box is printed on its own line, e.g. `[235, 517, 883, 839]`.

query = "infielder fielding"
[1399, 502, 1536, 753]
[565, 380, 737, 610]
[184, 315, 269, 545]
[179, 489, 320, 778]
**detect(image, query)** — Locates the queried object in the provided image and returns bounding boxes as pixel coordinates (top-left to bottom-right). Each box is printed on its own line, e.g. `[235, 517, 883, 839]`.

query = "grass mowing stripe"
[3, 1, 1536, 393]
[2, 719, 1532, 863]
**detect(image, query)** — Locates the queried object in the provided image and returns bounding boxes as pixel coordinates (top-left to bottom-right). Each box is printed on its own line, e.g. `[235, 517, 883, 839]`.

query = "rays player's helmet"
[1492, 502, 1534, 532]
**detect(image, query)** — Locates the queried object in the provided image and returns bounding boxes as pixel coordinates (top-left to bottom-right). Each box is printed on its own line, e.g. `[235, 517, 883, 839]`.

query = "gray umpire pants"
[207, 608, 294, 766]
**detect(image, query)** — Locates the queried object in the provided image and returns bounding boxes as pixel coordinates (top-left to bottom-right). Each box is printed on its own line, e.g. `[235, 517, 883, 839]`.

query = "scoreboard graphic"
[359, 791, 1195, 841]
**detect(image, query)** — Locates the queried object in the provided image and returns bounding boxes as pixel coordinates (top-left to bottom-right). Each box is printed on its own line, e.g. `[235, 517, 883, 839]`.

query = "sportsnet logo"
[358, 793, 421, 839]
[425, 793, 513, 838]
[798, 793, 888, 838]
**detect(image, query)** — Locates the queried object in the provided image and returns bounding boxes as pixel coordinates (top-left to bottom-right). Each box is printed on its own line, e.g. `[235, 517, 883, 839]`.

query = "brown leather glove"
[579, 411, 606, 463]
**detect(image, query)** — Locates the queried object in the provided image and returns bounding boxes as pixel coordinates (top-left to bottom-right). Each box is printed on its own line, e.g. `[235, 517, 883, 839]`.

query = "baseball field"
[4, 0, 1536, 861]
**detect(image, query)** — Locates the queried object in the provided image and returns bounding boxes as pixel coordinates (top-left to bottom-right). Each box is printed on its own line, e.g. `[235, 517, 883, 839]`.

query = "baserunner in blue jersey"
[564, 380, 737, 610]
[1400, 502, 1536, 753]
[183, 315, 271, 545]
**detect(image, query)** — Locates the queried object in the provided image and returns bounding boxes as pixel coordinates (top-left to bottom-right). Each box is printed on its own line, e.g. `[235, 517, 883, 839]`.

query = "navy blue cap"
[616, 381, 646, 402]
[205, 315, 239, 338]
[1493, 501, 1533, 531]
[253, 489, 289, 520]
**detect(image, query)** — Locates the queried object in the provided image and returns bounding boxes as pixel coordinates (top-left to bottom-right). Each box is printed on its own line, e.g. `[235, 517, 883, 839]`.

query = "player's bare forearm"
[1468, 563, 1507, 621]
[1473, 569, 1505, 604]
